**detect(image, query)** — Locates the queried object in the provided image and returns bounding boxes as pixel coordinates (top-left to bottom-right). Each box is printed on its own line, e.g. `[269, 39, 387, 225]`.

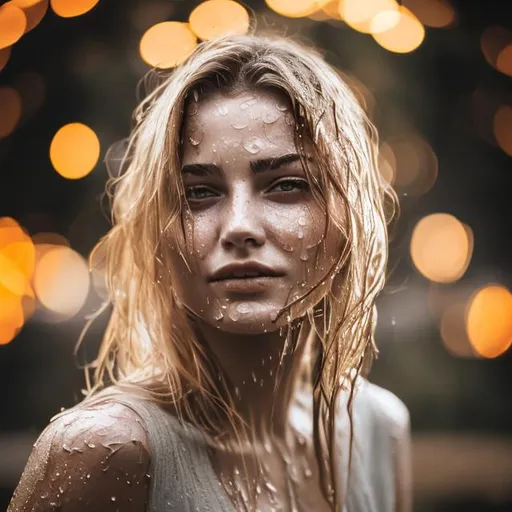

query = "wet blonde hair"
[83, 33, 398, 509]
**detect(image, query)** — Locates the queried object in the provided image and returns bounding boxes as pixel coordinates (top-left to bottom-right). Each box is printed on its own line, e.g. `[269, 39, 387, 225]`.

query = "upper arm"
[366, 383, 412, 512]
[8, 401, 151, 512]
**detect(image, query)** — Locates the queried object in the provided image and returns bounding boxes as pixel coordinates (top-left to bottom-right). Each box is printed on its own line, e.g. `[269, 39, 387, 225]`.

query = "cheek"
[264, 202, 325, 257]
[187, 211, 217, 260]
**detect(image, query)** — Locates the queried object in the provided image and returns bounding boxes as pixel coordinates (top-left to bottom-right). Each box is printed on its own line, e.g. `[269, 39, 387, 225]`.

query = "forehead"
[181, 89, 298, 165]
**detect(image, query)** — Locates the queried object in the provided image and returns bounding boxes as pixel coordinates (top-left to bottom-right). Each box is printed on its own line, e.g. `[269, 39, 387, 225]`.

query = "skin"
[170, 88, 340, 440]
[8, 89, 412, 511]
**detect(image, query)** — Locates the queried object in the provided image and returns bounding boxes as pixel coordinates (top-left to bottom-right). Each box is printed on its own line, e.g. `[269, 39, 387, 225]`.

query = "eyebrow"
[181, 153, 307, 178]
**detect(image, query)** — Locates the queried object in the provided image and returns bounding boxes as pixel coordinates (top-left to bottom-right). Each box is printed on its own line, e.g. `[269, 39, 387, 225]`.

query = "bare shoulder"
[8, 400, 151, 512]
[354, 379, 410, 436]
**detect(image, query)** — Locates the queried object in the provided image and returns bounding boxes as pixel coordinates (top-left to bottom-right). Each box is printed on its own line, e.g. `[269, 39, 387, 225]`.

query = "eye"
[269, 178, 309, 194]
[185, 186, 217, 201]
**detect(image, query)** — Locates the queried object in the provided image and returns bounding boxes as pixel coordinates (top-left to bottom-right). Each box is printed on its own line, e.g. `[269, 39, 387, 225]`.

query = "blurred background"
[0, 0, 511, 510]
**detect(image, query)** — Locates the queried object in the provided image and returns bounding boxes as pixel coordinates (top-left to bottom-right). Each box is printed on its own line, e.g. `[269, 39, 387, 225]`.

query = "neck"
[194, 320, 301, 442]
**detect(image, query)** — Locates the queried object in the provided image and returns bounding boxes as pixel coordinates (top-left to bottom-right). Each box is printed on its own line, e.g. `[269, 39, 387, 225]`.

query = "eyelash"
[185, 178, 309, 201]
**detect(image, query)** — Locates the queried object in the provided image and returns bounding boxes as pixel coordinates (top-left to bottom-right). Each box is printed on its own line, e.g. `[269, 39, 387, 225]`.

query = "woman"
[9, 34, 411, 511]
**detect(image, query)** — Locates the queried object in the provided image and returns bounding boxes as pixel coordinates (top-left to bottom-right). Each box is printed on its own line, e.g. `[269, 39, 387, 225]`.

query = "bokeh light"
[410, 213, 472, 283]
[493, 105, 512, 156]
[467, 285, 512, 358]
[266, 0, 331, 19]
[496, 44, 512, 76]
[372, 6, 425, 53]
[0, 3, 26, 49]
[0, 283, 23, 345]
[481, 26, 512, 73]
[189, 0, 250, 40]
[32, 232, 69, 247]
[49, 122, 100, 179]
[13, 0, 48, 33]
[385, 133, 438, 195]
[403, 0, 456, 28]
[440, 302, 477, 358]
[50, 0, 99, 18]
[139, 21, 197, 69]
[11, 0, 45, 7]
[341, 0, 398, 34]
[33, 245, 90, 319]
[0, 47, 11, 72]
[0, 87, 21, 138]
[0, 218, 35, 345]
[493, 45, 512, 79]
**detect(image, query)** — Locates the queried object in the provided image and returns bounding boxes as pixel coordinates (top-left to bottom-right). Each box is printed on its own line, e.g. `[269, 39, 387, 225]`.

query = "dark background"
[0, 0, 511, 510]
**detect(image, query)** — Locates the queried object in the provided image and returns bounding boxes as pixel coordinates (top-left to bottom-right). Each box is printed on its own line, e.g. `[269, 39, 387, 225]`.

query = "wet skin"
[8, 89, 412, 512]
[170, 88, 339, 335]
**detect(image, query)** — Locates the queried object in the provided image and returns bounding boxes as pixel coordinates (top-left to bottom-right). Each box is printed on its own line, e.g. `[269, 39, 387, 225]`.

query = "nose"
[220, 187, 265, 250]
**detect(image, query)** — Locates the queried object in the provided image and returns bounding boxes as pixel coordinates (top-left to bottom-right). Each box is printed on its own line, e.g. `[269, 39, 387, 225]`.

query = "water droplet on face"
[235, 387, 241, 400]
[275, 101, 288, 112]
[262, 110, 280, 124]
[189, 130, 204, 146]
[188, 102, 199, 116]
[229, 308, 240, 322]
[86, 474, 91, 479]
[243, 137, 263, 154]
[298, 217, 307, 226]
[270, 311, 277, 321]
[240, 97, 257, 110]
[304, 468, 312, 478]
[236, 303, 252, 314]
[297, 231, 304, 239]
[214, 311, 224, 321]
[111, 496, 116, 502]
[215, 105, 228, 116]
[231, 123, 248, 130]
[282, 244, 294, 252]
[252, 371, 257, 383]
[300, 250, 309, 261]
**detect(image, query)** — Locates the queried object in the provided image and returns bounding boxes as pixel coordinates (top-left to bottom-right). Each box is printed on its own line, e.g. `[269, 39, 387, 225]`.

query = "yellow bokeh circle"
[50, 122, 100, 179]
[410, 213, 471, 283]
[189, 0, 250, 40]
[33, 245, 90, 318]
[467, 285, 512, 358]
[266, 0, 331, 19]
[140, 21, 197, 69]
[372, 6, 425, 53]
[50, 0, 99, 18]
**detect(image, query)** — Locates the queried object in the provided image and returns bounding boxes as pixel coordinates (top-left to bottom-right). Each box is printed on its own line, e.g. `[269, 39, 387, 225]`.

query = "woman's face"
[168, 88, 338, 334]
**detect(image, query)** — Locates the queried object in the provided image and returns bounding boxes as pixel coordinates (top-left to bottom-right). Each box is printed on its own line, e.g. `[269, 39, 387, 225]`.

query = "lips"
[209, 262, 284, 282]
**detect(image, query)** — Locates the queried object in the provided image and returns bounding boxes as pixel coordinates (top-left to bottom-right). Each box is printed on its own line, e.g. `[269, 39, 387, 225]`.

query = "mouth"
[210, 275, 282, 293]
